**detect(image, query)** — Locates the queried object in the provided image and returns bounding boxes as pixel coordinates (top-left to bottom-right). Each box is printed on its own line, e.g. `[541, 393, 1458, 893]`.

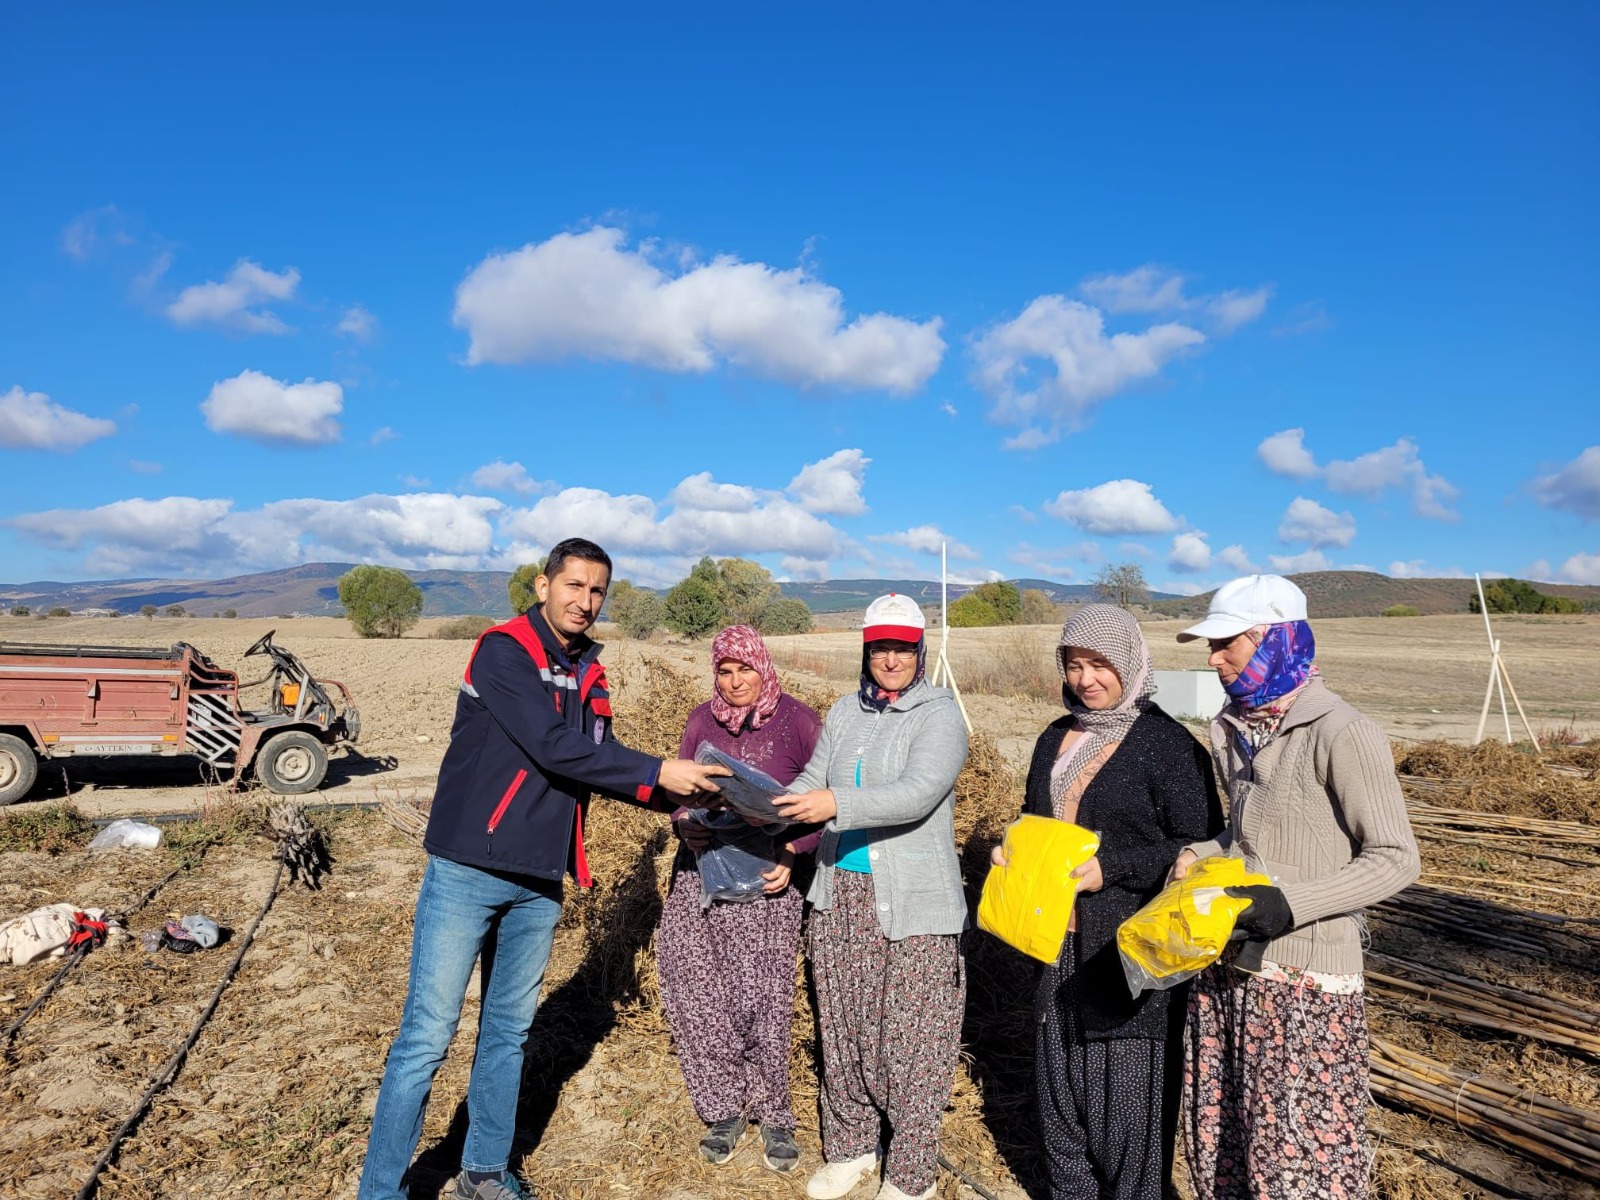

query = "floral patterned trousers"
[810, 871, 965, 1196]
[1183, 962, 1372, 1200]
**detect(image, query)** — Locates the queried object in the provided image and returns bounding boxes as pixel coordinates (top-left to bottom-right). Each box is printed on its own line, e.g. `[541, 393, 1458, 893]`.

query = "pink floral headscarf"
[708, 625, 784, 734]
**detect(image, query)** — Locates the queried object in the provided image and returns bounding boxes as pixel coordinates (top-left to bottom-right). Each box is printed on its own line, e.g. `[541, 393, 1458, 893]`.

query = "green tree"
[716, 557, 778, 627]
[107, 609, 123, 619]
[604, 579, 639, 624]
[689, 556, 720, 586]
[9, 606, 29, 617]
[164, 604, 186, 617]
[663, 576, 725, 638]
[338, 565, 423, 638]
[618, 591, 666, 639]
[1471, 579, 1582, 615]
[971, 580, 1022, 624]
[140, 604, 157, 620]
[949, 594, 1001, 627]
[222, 608, 238, 619]
[507, 556, 548, 615]
[1381, 604, 1420, 618]
[758, 596, 813, 635]
[48, 607, 71, 618]
[1020, 588, 1058, 625]
[1091, 562, 1150, 609]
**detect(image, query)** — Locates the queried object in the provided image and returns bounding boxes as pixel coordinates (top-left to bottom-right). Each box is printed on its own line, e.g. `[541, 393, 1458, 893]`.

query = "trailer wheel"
[255, 731, 328, 795]
[0, 734, 39, 806]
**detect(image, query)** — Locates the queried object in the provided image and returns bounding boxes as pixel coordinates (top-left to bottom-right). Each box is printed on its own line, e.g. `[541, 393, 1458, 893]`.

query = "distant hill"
[1149, 571, 1600, 619]
[0, 566, 1174, 620]
[5, 565, 1593, 621]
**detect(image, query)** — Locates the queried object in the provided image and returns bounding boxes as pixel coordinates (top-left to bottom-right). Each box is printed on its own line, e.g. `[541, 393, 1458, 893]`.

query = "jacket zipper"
[486, 769, 528, 852]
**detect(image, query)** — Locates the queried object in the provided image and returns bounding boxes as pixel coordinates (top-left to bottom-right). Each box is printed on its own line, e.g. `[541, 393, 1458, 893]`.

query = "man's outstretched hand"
[657, 759, 731, 797]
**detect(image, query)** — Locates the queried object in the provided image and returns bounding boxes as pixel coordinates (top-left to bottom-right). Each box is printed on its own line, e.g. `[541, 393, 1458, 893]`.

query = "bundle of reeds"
[1403, 797, 1600, 849]
[1366, 952, 1600, 1058]
[1369, 1037, 1600, 1184]
[1376, 884, 1600, 958]
[379, 795, 428, 844]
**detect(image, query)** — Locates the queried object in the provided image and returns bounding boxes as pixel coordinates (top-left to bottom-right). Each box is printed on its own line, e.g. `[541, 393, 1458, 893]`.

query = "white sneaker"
[876, 1180, 935, 1200]
[805, 1150, 881, 1199]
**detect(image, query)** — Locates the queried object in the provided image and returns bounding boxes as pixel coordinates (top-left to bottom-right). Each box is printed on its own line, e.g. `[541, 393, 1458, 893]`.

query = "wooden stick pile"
[1366, 952, 1600, 1058]
[1376, 885, 1600, 958]
[1402, 796, 1600, 850]
[1369, 1037, 1600, 1184]
[380, 796, 429, 844]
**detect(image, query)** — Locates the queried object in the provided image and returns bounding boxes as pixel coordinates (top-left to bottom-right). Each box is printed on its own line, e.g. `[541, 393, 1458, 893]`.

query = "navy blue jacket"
[423, 607, 665, 886]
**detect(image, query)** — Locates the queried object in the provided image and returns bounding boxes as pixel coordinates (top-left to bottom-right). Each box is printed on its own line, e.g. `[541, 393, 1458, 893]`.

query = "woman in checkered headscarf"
[990, 603, 1221, 1200]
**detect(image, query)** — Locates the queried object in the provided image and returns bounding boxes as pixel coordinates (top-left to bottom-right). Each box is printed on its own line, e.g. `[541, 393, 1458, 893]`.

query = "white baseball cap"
[863, 593, 927, 643]
[1177, 574, 1308, 643]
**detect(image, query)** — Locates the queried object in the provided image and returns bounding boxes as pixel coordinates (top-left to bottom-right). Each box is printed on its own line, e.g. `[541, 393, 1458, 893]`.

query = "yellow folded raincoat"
[978, 815, 1100, 962]
[1116, 855, 1272, 995]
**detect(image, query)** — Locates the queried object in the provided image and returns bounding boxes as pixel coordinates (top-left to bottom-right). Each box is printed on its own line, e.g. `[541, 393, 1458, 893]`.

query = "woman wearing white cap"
[1172, 574, 1419, 1200]
[774, 593, 970, 1200]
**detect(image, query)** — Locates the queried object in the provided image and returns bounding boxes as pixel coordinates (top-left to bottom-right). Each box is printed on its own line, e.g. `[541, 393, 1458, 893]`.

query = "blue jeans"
[358, 855, 563, 1199]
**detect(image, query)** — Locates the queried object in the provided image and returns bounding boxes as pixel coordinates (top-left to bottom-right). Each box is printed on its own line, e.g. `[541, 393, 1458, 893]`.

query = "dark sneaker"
[699, 1115, 748, 1164]
[762, 1125, 800, 1172]
[452, 1170, 535, 1200]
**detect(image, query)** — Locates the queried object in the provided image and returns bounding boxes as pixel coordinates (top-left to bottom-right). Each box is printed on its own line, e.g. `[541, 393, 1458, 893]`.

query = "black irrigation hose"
[1, 863, 189, 1049]
[74, 859, 287, 1200]
[938, 1153, 1003, 1200]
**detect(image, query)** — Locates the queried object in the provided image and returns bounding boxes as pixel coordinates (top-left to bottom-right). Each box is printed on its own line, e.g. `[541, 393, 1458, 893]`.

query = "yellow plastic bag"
[1116, 855, 1273, 996]
[978, 816, 1100, 962]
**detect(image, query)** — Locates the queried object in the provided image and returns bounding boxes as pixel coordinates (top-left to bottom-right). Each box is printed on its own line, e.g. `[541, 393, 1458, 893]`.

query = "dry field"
[0, 613, 1597, 1198]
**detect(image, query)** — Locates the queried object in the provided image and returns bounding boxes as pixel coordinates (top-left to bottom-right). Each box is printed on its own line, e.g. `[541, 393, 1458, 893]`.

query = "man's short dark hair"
[543, 537, 613, 582]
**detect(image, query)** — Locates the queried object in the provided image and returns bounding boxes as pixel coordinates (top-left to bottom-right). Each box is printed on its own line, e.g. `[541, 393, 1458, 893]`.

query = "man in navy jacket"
[358, 538, 727, 1200]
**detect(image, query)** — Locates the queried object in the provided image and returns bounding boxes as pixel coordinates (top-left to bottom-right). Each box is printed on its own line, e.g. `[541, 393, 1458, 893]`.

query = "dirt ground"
[1, 613, 1598, 1198]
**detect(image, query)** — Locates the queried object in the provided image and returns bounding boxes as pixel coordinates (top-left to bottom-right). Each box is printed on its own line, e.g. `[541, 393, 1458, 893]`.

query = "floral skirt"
[1183, 961, 1372, 1200]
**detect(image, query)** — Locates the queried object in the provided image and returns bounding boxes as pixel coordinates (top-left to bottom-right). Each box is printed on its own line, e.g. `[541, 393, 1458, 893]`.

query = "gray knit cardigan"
[1186, 678, 1420, 975]
[788, 680, 970, 939]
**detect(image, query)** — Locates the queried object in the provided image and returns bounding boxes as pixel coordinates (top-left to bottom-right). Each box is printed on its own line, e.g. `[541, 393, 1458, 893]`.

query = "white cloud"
[201, 371, 343, 446]
[368, 426, 399, 446]
[1259, 429, 1459, 520]
[0, 386, 117, 451]
[1558, 552, 1600, 586]
[869, 525, 978, 560]
[1078, 265, 1272, 334]
[1389, 559, 1428, 578]
[127, 459, 163, 475]
[336, 304, 379, 342]
[1009, 541, 1100, 578]
[1268, 548, 1331, 574]
[166, 260, 300, 334]
[1532, 447, 1600, 521]
[1160, 580, 1208, 597]
[1257, 428, 1320, 479]
[469, 460, 545, 497]
[1278, 497, 1357, 548]
[939, 401, 958, 417]
[1043, 479, 1181, 535]
[1169, 531, 1212, 573]
[5, 491, 507, 576]
[1215, 544, 1257, 573]
[453, 226, 944, 393]
[779, 556, 832, 582]
[1271, 302, 1333, 338]
[60, 205, 130, 262]
[1008, 505, 1038, 524]
[669, 471, 759, 512]
[972, 295, 1205, 447]
[786, 448, 870, 516]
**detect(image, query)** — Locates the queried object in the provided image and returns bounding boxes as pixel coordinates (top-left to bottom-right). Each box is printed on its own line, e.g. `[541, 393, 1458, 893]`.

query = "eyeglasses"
[868, 644, 919, 662]
[1206, 631, 1260, 654]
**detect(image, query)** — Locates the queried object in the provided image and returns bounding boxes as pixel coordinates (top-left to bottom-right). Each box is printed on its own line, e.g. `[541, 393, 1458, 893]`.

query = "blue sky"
[2, 3, 1596, 593]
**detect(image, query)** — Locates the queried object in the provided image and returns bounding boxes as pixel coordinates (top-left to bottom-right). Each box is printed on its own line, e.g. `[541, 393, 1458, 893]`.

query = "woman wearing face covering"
[656, 625, 823, 1174]
[990, 604, 1220, 1200]
[1172, 575, 1419, 1200]
[774, 594, 970, 1200]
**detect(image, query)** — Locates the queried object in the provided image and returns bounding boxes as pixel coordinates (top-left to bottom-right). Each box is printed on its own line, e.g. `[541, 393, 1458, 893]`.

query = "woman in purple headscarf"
[655, 624, 822, 1175]
[1172, 575, 1419, 1200]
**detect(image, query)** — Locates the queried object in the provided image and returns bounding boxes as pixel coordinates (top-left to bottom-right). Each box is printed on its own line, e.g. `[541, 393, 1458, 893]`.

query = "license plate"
[64, 742, 158, 755]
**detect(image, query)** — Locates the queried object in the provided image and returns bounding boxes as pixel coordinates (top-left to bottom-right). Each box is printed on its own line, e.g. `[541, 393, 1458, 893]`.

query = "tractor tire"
[255, 731, 329, 795]
[0, 733, 40, 806]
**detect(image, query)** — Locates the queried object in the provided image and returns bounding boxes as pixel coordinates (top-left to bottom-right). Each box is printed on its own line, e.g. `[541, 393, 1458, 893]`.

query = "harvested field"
[0, 617, 1597, 1197]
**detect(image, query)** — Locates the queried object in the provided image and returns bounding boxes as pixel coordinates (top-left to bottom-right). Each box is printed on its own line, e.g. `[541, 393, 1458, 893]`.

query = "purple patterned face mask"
[1224, 621, 1317, 710]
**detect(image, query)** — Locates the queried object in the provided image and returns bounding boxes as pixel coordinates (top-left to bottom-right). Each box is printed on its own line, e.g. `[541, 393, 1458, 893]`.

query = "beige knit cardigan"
[1185, 678, 1420, 976]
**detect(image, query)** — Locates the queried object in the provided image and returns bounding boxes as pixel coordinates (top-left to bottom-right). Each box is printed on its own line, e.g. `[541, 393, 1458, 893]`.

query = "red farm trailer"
[0, 631, 359, 805]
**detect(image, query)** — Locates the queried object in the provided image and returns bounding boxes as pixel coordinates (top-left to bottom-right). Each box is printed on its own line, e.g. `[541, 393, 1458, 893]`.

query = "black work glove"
[1224, 885, 1294, 941]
